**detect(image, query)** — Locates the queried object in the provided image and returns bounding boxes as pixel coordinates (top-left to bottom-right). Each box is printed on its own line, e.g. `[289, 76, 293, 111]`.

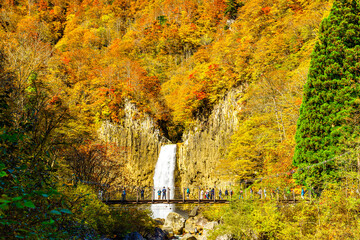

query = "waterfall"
[151, 144, 176, 219]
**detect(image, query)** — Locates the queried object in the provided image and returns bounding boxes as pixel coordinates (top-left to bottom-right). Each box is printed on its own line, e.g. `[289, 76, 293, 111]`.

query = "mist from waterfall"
[151, 144, 176, 219]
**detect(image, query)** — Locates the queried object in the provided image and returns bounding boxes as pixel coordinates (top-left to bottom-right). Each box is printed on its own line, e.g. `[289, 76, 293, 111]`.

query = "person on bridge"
[219, 189, 223, 199]
[264, 188, 266, 199]
[122, 188, 126, 201]
[283, 188, 288, 200]
[225, 189, 228, 198]
[211, 188, 215, 200]
[230, 189, 233, 199]
[157, 189, 161, 200]
[186, 187, 190, 199]
[270, 189, 275, 198]
[206, 189, 209, 199]
[141, 188, 145, 200]
[200, 189, 204, 200]
[98, 190, 103, 200]
[301, 188, 305, 199]
[239, 190, 243, 199]
[162, 187, 167, 200]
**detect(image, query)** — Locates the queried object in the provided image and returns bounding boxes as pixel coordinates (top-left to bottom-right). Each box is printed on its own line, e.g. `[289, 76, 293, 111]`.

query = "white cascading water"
[151, 144, 176, 219]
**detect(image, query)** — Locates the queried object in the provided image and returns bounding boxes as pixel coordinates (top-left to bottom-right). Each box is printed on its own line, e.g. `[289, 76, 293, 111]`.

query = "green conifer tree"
[293, 0, 360, 188]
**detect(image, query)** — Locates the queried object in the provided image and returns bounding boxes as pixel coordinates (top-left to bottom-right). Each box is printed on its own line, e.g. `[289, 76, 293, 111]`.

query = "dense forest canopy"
[1, 0, 333, 183]
[3, 0, 360, 239]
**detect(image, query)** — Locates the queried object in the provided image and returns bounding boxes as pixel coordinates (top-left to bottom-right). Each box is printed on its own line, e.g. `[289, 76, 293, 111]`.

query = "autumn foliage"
[0, 0, 348, 238]
[0, 0, 337, 194]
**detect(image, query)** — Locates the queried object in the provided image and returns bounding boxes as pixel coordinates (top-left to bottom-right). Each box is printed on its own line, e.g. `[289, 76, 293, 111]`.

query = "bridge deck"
[103, 198, 311, 205]
[103, 199, 229, 204]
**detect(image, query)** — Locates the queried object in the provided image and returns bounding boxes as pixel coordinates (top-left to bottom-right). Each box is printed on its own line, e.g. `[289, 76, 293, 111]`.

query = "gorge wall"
[97, 88, 242, 188]
[177, 89, 242, 189]
[97, 102, 170, 186]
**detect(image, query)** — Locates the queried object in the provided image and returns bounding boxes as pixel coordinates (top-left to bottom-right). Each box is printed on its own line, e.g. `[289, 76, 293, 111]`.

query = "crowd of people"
[98, 186, 236, 201]
[98, 186, 309, 201]
[198, 188, 234, 200]
[157, 187, 169, 200]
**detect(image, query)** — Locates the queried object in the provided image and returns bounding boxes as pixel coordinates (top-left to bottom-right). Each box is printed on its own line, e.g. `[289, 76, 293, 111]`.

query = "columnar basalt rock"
[97, 101, 171, 186]
[177, 89, 242, 189]
[97, 87, 241, 188]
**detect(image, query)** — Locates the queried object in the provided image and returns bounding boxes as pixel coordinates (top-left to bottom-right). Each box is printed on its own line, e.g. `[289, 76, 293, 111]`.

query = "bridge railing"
[100, 186, 236, 202]
[99, 186, 317, 202]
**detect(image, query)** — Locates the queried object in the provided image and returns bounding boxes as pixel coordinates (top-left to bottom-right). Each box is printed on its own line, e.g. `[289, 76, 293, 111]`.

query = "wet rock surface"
[123, 232, 145, 240]
[145, 227, 168, 240]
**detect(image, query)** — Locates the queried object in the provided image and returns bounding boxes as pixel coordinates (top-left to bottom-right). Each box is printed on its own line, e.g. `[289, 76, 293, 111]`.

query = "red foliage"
[38, 0, 48, 11]
[49, 95, 61, 105]
[261, 6, 271, 15]
[61, 56, 71, 65]
[6, 0, 15, 6]
[190, 23, 197, 30]
[208, 64, 219, 70]
[194, 91, 206, 100]
[288, 3, 303, 13]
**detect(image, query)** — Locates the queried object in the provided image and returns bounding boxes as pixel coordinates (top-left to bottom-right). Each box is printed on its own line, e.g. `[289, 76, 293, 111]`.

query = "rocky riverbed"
[122, 207, 232, 240]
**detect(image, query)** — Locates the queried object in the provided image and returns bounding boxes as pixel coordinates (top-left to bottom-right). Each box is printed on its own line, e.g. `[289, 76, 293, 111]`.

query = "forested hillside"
[4, 0, 360, 238]
[1, 0, 333, 177]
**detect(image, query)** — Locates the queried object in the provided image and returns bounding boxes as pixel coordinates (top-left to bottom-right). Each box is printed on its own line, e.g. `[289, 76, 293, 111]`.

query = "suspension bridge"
[99, 185, 319, 205]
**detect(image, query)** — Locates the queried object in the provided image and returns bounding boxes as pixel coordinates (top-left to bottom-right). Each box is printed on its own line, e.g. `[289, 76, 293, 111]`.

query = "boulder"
[188, 207, 199, 217]
[201, 221, 219, 239]
[163, 212, 186, 235]
[181, 233, 197, 240]
[195, 215, 208, 228]
[184, 217, 196, 233]
[155, 218, 166, 226]
[162, 226, 173, 235]
[184, 214, 211, 234]
[123, 232, 145, 240]
[204, 221, 219, 231]
[146, 227, 168, 240]
[196, 236, 206, 240]
[215, 234, 233, 240]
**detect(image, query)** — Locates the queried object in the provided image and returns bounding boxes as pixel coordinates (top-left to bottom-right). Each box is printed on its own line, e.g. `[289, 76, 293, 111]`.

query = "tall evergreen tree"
[293, 0, 360, 187]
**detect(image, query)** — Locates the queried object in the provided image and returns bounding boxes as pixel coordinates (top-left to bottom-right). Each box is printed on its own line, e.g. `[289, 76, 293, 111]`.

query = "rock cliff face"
[97, 101, 170, 186]
[177, 89, 242, 189]
[97, 88, 241, 188]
